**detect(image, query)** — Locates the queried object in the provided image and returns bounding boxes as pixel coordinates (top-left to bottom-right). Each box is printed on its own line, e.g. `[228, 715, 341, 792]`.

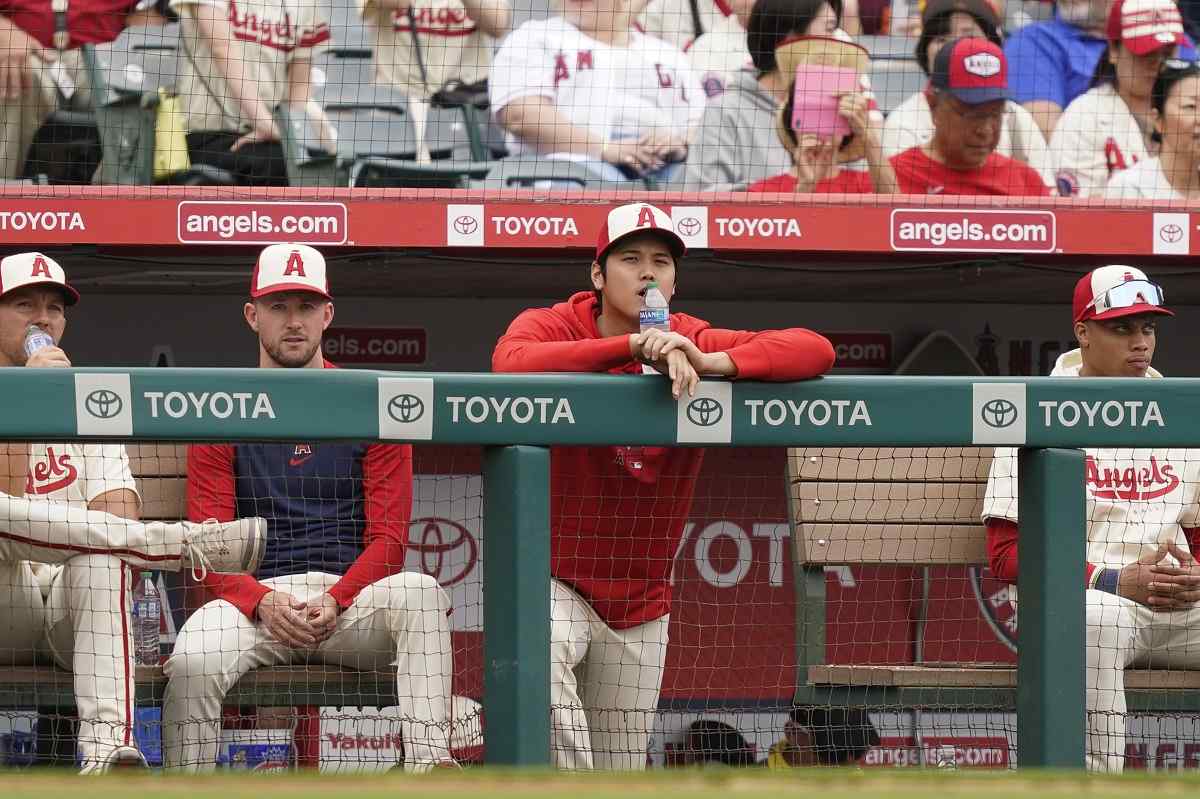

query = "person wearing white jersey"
[881, 0, 1054, 188]
[0, 251, 266, 774]
[635, 0, 859, 49]
[685, 0, 753, 97]
[170, 0, 337, 185]
[490, 0, 704, 182]
[1050, 0, 1185, 197]
[983, 264, 1194, 773]
[1105, 58, 1200, 198]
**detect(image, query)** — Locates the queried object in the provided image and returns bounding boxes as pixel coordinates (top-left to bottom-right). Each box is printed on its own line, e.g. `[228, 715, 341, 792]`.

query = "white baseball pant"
[1086, 588, 1200, 772]
[161, 570, 454, 772]
[0, 491, 207, 767]
[550, 579, 670, 770]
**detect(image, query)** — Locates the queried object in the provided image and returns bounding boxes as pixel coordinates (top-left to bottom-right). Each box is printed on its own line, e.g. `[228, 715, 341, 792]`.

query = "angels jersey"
[1050, 84, 1150, 198]
[686, 13, 749, 98]
[359, 0, 493, 98]
[636, 0, 732, 51]
[489, 18, 704, 156]
[171, 0, 331, 133]
[983, 350, 1200, 581]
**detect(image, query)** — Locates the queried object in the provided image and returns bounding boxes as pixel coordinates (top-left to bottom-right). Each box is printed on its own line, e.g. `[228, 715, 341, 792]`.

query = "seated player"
[163, 244, 455, 773]
[766, 706, 880, 767]
[0, 252, 264, 774]
[983, 265, 1190, 772]
[493, 202, 836, 769]
[890, 38, 1050, 196]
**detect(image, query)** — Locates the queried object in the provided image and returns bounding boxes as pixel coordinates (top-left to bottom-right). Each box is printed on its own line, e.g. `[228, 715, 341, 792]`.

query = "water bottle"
[638, 282, 670, 375]
[22, 325, 54, 360]
[131, 573, 161, 666]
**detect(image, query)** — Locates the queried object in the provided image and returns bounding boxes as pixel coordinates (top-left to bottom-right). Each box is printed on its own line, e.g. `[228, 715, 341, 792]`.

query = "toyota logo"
[84, 389, 123, 419]
[408, 517, 478, 586]
[686, 397, 723, 427]
[388, 394, 425, 423]
[980, 398, 1018, 429]
[453, 215, 478, 235]
[1159, 223, 1184, 244]
[676, 217, 702, 237]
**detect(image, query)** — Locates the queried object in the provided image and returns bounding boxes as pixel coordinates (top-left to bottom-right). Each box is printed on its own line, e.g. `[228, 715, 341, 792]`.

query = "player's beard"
[264, 336, 320, 368]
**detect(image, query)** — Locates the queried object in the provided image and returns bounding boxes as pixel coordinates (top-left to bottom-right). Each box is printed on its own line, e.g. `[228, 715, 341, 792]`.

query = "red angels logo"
[1086, 455, 1180, 501]
[282, 250, 306, 277]
[636, 206, 657, 229]
[25, 446, 77, 495]
[29, 256, 51, 278]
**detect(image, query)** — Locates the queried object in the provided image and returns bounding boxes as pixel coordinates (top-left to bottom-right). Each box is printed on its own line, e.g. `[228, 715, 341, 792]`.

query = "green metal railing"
[4, 367, 1192, 767]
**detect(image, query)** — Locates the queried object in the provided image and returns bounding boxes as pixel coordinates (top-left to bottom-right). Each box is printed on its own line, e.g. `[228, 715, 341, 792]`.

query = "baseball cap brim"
[1123, 31, 1186, 55]
[0, 279, 80, 306]
[946, 85, 1010, 104]
[1087, 304, 1174, 322]
[598, 226, 687, 263]
[250, 282, 332, 300]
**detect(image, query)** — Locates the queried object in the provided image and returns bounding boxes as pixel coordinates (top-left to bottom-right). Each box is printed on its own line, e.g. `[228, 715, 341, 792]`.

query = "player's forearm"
[193, 6, 274, 130]
[460, 0, 511, 37]
[493, 335, 633, 372]
[328, 537, 407, 608]
[497, 98, 608, 159]
[863, 129, 898, 195]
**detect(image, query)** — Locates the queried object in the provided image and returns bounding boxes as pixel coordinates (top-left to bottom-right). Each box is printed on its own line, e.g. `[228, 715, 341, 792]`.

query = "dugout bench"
[0, 443, 395, 764]
[787, 447, 1200, 717]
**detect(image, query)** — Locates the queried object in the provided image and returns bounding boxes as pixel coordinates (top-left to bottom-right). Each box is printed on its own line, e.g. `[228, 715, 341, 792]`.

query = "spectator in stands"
[162, 244, 455, 773]
[636, 0, 860, 50]
[891, 38, 1050, 194]
[674, 720, 759, 766]
[0, 252, 264, 773]
[493, 202, 835, 770]
[687, 0, 756, 97]
[1105, 57, 1200, 197]
[1005, 0, 1194, 139]
[358, 0, 511, 100]
[748, 35, 897, 192]
[983, 264, 1186, 772]
[490, 0, 704, 182]
[1051, 0, 1185, 196]
[0, 0, 146, 180]
[766, 706, 880, 767]
[882, 0, 1054, 186]
[681, 0, 841, 191]
[170, 0, 337, 186]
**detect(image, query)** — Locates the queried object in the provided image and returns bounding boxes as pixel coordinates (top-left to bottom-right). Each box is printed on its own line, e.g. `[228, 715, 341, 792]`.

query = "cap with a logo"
[930, 37, 1009, 105]
[1073, 265, 1174, 323]
[251, 244, 331, 299]
[595, 203, 686, 263]
[1106, 0, 1185, 56]
[0, 252, 79, 305]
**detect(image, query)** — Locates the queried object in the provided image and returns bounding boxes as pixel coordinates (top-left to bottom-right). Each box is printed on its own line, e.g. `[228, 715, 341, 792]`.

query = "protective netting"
[2, 0, 1199, 197]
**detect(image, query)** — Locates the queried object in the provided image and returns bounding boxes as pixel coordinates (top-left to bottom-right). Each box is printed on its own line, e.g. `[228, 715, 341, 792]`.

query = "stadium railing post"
[482, 444, 552, 766]
[1016, 447, 1086, 768]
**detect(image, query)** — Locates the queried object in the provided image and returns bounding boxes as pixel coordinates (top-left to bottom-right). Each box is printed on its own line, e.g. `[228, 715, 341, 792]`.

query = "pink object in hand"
[791, 65, 860, 139]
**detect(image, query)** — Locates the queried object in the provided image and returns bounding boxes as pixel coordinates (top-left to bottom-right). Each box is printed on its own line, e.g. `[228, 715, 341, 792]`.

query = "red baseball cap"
[929, 37, 1009, 104]
[1106, 0, 1185, 56]
[1072, 265, 1174, 323]
[595, 203, 686, 263]
[250, 244, 332, 300]
[0, 252, 79, 305]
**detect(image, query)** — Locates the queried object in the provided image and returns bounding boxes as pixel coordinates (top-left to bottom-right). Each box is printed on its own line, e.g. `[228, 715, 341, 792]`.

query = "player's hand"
[231, 117, 281, 152]
[256, 590, 320, 649]
[643, 348, 699, 399]
[1117, 544, 1172, 608]
[0, 21, 52, 101]
[600, 139, 662, 175]
[1146, 543, 1200, 610]
[24, 346, 71, 369]
[791, 135, 837, 193]
[632, 329, 702, 364]
[304, 592, 340, 644]
[638, 130, 688, 163]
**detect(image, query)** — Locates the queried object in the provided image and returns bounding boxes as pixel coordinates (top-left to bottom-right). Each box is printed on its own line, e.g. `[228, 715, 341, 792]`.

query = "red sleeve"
[328, 443, 414, 609]
[693, 325, 835, 381]
[493, 308, 632, 373]
[186, 444, 271, 619]
[986, 517, 1099, 587]
[1023, 163, 1051, 196]
[1187, 527, 1200, 559]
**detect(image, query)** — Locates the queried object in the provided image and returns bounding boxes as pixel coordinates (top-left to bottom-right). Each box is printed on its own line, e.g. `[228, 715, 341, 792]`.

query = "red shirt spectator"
[1, 0, 136, 49]
[747, 169, 873, 192]
[891, 147, 1050, 195]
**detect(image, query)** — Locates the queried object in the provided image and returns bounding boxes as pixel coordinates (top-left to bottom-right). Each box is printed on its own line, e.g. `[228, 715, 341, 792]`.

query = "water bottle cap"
[647, 281, 658, 288]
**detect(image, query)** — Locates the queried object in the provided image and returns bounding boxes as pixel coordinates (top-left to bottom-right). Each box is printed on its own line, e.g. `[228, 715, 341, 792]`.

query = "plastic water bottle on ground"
[638, 282, 670, 375]
[22, 325, 54, 360]
[132, 573, 161, 666]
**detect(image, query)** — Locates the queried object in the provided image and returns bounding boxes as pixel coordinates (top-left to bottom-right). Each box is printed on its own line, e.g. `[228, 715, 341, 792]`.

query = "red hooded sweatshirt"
[492, 291, 835, 628]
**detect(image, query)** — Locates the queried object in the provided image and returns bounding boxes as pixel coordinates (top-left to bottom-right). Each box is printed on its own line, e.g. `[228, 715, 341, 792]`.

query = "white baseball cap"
[1107, 0, 1185, 56]
[250, 244, 331, 300]
[1072, 265, 1173, 323]
[594, 203, 686, 263]
[0, 252, 79, 305]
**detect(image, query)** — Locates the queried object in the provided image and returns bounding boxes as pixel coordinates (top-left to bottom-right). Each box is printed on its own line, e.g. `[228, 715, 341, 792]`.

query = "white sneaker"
[79, 745, 148, 774]
[182, 517, 267, 580]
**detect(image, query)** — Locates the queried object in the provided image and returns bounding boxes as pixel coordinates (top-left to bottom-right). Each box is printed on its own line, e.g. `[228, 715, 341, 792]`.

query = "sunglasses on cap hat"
[1085, 279, 1166, 316]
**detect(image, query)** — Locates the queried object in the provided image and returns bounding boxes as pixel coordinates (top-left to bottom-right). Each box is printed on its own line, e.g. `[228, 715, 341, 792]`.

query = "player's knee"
[375, 571, 449, 613]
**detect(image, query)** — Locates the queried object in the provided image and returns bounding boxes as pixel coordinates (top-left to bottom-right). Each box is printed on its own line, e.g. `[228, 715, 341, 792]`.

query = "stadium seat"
[313, 50, 377, 106]
[329, 0, 372, 49]
[349, 157, 498, 188]
[869, 60, 927, 115]
[857, 34, 917, 61]
[481, 158, 651, 190]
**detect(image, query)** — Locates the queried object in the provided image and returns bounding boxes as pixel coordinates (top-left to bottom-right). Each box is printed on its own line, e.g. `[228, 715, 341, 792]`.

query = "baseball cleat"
[79, 745, 148, 774]
[182, 517, 267, 579]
